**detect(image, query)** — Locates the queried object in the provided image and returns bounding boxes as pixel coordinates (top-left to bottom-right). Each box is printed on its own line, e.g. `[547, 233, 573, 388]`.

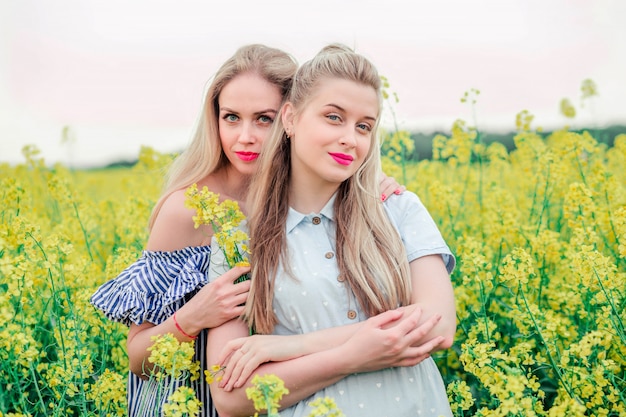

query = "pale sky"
[1, 0, 625, 167]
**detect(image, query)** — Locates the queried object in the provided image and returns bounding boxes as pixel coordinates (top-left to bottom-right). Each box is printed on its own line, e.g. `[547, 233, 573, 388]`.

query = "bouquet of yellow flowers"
[138, 333, 202, 417]
[184, 183, 250, 283]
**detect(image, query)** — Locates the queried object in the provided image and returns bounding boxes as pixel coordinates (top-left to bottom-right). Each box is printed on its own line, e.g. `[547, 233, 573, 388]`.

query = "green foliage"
[2, 122, 625, 415]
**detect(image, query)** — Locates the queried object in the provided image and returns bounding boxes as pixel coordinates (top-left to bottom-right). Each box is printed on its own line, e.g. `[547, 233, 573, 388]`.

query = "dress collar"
[286, 193, 337, 233]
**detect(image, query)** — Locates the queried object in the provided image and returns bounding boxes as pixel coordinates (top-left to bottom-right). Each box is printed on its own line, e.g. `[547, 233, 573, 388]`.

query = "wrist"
[172, 310, 199, 340]
[329, 343, 357, 376]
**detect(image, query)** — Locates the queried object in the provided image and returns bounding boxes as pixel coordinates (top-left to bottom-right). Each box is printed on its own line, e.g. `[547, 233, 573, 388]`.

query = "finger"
[408, 335, 445, 359]
[234, 279, 251, 292]
[372, 309, 405, 330]
[405, 313, 441, 342]
[381, 185, 395, 200]
[217, 265, 251, 284]
[402, 352, 431, 367]
[380, 176, 404, 199]
[231, 265, 251, 276]
[220, 349, 244, 389]
[394, 185, 406, 195]
[380, 306, 423, 332]
[391, 336, 442, 368]
[223, 348, 249, 391]
[233, 355, 264, 389]
[217, 351, 236, 388]
[232, 282, 251, 300]
[228, 303, 246, 319]
[219, 360, 233, 388]
[235, 292, 248, 304]
[218, 339, 245, 365]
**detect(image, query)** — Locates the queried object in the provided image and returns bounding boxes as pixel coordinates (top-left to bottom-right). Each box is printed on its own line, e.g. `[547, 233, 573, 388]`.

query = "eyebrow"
[219, 107, 278, 115]
[326, 103, 377, 122]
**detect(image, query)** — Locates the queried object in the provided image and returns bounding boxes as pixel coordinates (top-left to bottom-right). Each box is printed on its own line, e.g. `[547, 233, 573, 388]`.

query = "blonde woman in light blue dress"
[207, 43, 456, 417]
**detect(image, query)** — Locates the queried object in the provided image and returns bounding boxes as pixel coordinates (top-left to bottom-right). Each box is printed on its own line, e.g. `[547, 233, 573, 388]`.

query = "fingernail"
[381, 194, 387, 201]
[394, 189, 401, 194]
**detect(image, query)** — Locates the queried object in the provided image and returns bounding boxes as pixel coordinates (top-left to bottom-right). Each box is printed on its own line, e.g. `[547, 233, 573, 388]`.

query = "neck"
[288, 175, 339, 213]
[203, 166, 251, 211]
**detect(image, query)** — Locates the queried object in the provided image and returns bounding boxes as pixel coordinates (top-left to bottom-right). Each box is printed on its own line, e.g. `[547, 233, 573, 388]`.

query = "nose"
[339, 128, 357, 148]
[238, 121, 257, 144]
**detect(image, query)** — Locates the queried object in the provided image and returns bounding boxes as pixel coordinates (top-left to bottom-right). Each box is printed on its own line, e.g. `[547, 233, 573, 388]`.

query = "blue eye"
[357, 123, 372, 132]
[258, 115, 274, 124]
[224, 114, 239, 122]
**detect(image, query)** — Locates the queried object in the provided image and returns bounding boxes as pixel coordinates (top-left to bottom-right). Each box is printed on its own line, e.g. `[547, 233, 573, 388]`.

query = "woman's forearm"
[409, 255, 457, 349]
[127, 315, 198, 378]
[211, 346, 352, 417]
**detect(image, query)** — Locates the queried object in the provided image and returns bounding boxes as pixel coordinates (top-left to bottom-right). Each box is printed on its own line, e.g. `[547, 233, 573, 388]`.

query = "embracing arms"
[206, 304, 445, 417]
[206, 254, 455, 417]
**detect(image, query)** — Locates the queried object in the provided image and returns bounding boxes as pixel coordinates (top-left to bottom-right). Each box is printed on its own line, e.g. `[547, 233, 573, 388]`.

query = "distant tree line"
[407, 124, 626, 161]
[102, 124, 626, 169]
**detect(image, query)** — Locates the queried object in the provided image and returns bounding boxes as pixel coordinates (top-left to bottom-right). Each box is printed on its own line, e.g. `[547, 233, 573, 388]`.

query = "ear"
[282, 102, 295, 136]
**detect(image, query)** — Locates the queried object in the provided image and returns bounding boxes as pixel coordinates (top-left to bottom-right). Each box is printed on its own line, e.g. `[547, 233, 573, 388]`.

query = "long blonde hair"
[246, 44, 411, 334]
[148, 44, 297, 229]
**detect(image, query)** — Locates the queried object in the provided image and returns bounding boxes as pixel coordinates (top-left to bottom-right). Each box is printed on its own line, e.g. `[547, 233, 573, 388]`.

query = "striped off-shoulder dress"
[90, 246, 217, 417]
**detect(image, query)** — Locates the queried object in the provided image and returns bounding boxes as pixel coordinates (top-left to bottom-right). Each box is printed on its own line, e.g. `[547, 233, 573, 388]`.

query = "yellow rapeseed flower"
[204, 364, 225, 384]
[560, 98, 576, 118]
[446, 380, 475, 414]
[515, 110, 535, 132]
[162, 386, 202, 417]
[580, 78, 598, 100]
[498, 247, 535, 287]
[184, 184, 250, 273]
[246, 374, 289, 416]
[306, 397, 345, 417]
[147, 333, 200, 381]
[88, 369, 126, 416]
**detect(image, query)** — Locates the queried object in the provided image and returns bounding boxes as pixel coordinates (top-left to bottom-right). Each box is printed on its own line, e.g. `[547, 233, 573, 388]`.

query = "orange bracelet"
[173, 311, 197, 340]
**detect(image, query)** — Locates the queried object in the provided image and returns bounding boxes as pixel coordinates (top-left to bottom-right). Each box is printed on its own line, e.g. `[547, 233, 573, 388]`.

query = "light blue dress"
[209, 191, 455, 417]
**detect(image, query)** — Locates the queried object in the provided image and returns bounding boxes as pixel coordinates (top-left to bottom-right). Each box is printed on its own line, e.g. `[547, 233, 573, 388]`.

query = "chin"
[236, 165, 257, 177]
[228, 159, 256, 173]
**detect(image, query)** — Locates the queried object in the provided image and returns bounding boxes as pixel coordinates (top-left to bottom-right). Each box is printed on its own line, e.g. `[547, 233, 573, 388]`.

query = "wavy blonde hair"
[148, 44, 297, 229]
[245, 44, 411, 334]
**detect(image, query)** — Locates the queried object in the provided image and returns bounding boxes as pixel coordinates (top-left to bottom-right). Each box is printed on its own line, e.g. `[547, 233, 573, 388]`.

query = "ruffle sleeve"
[90, 246, 211, 326]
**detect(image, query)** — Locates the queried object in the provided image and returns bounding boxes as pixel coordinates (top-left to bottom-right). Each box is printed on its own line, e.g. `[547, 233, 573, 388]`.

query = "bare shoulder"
[146, 189, 211, 251]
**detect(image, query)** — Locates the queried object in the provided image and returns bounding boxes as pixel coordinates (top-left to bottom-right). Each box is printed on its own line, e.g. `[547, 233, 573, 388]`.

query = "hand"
[180, 265, 251, 331]
[340, 306, 445, 373]
[379, 174, 405, 201]
[217, 334, 307, 390]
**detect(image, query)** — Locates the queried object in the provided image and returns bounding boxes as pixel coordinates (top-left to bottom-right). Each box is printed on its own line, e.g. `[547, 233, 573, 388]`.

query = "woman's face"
[218, 72, 283, 176]
[284, 77, 378, 190]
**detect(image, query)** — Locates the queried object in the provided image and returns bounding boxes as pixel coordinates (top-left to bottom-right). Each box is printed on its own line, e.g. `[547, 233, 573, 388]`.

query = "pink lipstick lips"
[236, 151, 259, 162]
[329, 152, 354, 166]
